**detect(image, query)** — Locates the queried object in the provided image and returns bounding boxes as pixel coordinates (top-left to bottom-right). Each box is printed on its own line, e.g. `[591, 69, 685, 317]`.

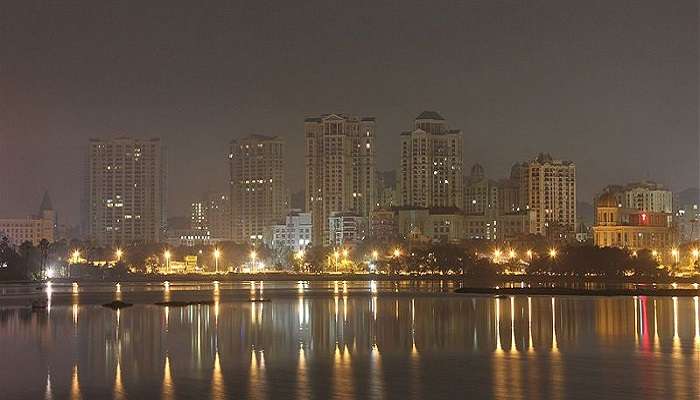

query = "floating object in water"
[102, 300, 133, 310]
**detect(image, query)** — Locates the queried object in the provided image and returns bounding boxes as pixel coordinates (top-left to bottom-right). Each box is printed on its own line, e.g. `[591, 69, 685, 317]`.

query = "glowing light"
[71, 250, 81, 264]
[526, 250, 533, 259]
[493, 249, 502, 258]
[393, 248, 402, 258]
[342, 249, 349, 258]
[371, 250, 379, 260]
[693, 249, 700, 259]
[548, 248, 558, 259]
[295, 250, 305, 260]
[651, 250, 658, 257]
[72, 282, 79, 294]
[508, 249, 516, 259]
[115, 283, 121, 293]
[115, 249, 123, 261]
[163, 281, 170, 290]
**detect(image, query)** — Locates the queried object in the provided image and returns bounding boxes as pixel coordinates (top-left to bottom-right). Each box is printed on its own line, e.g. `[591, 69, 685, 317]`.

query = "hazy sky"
[1, 0, 697, 225]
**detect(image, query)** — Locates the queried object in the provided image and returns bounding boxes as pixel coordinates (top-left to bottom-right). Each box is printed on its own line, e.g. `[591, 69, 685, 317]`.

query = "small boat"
[249, 298, 271, 303]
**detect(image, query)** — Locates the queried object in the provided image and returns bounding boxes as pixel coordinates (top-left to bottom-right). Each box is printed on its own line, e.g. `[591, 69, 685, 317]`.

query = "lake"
[0, 281, 698, 399]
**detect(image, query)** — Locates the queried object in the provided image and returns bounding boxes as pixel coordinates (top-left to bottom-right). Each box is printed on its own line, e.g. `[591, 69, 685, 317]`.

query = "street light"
[526, 250, 533, 260]
[250, 250, 257, 272]
[213, 248, 221, 273]
[164, 250, 171, 273]
[671, 248, 679, 263]
[692, 249, 699, 259]
[71, 250, 81, 264]
[493, 249, 502, 259]
[393, 248, 402, 258]
[508, 249, 516, 259]
[548, 248, 558, 259]
[371, 250, 379, 261]
[115, 249, 123, 262]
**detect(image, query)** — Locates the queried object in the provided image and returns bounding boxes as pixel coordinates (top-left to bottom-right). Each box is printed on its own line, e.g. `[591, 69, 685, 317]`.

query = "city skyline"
[1, 1, 697, 226]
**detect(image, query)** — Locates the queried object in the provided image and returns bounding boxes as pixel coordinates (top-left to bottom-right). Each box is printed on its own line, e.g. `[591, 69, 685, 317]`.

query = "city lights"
[393, 248, 402, 258]
[508, 249, 516, 259]
[548, 248, 558, 259]
[493, 249, 502, 259]
[213, 248, 221, 273]
[115, 249, 123, 262]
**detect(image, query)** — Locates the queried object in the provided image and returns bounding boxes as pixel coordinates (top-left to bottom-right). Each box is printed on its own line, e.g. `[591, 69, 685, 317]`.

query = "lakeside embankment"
[7, 272, 698, 285]
[455, 286, 700, 297]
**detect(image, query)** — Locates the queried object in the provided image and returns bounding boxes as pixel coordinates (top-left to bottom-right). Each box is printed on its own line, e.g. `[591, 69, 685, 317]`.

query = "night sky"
[0, 1, 697, 225]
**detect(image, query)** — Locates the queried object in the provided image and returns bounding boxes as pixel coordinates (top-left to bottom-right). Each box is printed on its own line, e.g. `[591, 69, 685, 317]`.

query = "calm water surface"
[0, 281, 698, 399]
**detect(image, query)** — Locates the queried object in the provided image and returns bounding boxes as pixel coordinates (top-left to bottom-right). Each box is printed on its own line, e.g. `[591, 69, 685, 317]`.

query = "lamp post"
[548, 248, 557, 259]
[213, 249, 221, 273]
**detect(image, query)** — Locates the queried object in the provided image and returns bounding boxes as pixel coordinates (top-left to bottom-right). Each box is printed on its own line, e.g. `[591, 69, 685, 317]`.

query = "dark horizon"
[1, 0, 697, 225]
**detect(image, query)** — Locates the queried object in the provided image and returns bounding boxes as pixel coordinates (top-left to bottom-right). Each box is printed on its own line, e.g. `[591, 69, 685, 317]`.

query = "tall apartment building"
[305, 114, 376, 245]
[516, 153, 576, 237]
[191, 192, 232, 239]
[464, 163, 497, 215]
[399, 111, 464, 209]
[86, 137, 166, 245]
[229, 135, 287, 242]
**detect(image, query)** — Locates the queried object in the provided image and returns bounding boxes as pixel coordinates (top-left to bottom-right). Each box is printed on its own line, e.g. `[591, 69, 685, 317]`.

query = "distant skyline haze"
[0, 0, 697, 224]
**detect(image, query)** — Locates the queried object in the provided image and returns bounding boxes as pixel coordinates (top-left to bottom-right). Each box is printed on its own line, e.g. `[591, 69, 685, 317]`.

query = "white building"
[328, 212, 366, 246]
[267, 212, 312, 252]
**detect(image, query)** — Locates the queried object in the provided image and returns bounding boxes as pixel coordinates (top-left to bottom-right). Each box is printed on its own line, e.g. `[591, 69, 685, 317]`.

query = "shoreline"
[455, 286, 700, 297]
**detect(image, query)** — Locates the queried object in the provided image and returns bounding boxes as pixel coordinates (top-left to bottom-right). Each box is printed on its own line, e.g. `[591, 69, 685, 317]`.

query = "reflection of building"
[328, 212, 366, 246]
[399, 111, 464, 210]
[0, 192, 55, 245]
[267, 211, 312, 252]
[229, 135, 287, 243]
[305, 114, 376, 245]
[515, 153, 576, 238]
[86, 137, 166, 245]
[593, 191, 675, 250]
[397, 207, 464, 243]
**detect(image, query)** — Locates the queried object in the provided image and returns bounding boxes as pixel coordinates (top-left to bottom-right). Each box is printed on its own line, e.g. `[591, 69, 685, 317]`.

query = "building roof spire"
[39, 190, 53, 212]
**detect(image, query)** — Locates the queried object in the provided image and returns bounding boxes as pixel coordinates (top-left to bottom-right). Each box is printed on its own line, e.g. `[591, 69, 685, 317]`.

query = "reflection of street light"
[213, 249, 221, 273]
[164, 250, 171, 273]
[548, 248, 558, 259]
[115, 249, 123, 262]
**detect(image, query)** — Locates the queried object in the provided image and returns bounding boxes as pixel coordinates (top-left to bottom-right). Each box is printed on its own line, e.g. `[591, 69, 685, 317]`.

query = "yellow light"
[115, 249, 123, 260]
[671, 248, 679, 257]
[164, 250, 171, 260]
[333, 251, 340, 258]
[692, 249, 699, 258]
[250, 250, 257, 261]
[393, 248, 401, 258]
[631, 250, 637, 257]
[526, 250, 533, 259]
[548, 248, 557, 259]
[651, 250, 658, 257]
[295, 250, 305, 260]
[371, 250, 379, 260]
[214, 249, 221, 259]
[71, 250, 81, 263]
[342, 249, 349, 258]
[508, 249, 516, 259]
[493, 249, 502, 258]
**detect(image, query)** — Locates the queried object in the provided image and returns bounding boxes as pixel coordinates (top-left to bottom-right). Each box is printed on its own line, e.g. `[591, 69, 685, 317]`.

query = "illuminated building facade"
[87, 137, 166, 245]
[0, 192, 55, 245]
[593, 191, 675, 250]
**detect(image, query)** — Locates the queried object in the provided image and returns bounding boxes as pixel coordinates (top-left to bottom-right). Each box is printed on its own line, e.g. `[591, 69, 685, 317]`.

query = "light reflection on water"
[0, 282, 698, 400]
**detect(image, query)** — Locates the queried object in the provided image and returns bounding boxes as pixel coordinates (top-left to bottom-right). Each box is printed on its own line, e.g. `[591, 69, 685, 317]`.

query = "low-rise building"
[397, 207, 464, 243]
[464, 210, 535, 241]
[369, 209, 397, 242]
[267, 211, 313, 252]
[328, 212, 366, 246]
[593, 191, 675, 250]
[0, 192, 55, 246]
